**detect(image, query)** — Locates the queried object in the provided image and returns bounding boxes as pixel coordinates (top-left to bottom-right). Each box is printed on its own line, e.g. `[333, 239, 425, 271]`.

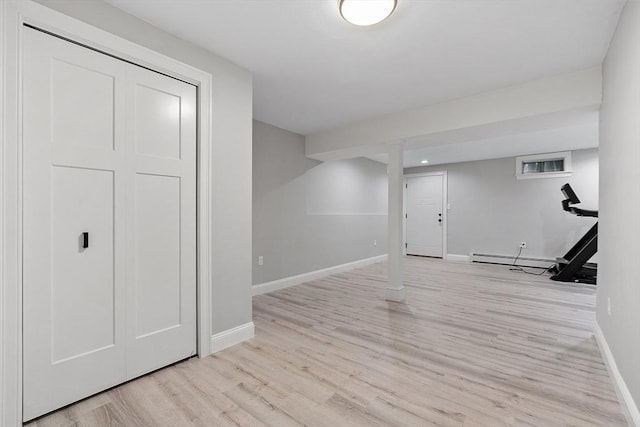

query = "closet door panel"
[51, 59, 115, 150]
[134, 84, 182, 159]
[22, 28, 127, 421]
[50, 166, 116, 362]
[125, 66, 197, 378]
[134, 173, 182, 337]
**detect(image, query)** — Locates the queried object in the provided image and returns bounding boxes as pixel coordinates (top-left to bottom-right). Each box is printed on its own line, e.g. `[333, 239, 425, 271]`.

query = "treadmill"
[550, 183, 598, 285]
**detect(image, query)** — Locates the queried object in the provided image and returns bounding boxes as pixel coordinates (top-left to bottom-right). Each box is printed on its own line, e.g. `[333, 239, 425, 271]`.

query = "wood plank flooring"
[27, 257, 626, 426]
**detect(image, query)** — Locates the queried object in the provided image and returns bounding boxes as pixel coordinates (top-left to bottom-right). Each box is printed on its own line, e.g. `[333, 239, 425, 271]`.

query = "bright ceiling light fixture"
[420, 160, 429, 164]
[339, 0, 397, 26]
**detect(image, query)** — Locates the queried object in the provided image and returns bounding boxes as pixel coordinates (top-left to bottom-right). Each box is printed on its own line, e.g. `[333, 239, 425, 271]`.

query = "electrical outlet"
[607, 297, 611, 316]
[374, 240, 377, 246]
[520, 242, 527, 249]
[258, 255, 264, 266]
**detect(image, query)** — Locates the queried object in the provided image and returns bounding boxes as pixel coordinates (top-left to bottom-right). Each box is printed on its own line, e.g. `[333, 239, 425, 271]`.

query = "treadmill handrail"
[561, 183, 598, 218]
[568, 207, 598, 218]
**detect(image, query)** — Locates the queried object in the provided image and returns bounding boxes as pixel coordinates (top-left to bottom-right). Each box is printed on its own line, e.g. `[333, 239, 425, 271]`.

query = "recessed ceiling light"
[339, 0, 397, 26]
[420, 160, 429, 164]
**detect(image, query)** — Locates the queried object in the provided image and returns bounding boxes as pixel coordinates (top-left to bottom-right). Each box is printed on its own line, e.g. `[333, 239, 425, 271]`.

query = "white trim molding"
[2, 2, 215, 425]
[595, 323, 640, 426]
[0, 0, 7, 422]
[253, 255, 388, 296]
[210, 322, 255, 354]
[445, 254, 471, 262]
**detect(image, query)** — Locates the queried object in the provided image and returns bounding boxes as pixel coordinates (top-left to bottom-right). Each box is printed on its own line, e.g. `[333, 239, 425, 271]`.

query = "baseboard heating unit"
[470, 253, 556, 269]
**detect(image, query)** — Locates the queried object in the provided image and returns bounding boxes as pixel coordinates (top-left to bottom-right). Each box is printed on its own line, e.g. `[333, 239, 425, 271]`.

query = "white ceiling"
[103, 0, 624, 136]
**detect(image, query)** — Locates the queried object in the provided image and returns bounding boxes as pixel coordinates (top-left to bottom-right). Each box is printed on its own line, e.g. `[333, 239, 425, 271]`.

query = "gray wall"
[598, 0, 640, 415]
[405, 148, 599, 261]
[35, 0, 254, 335]
[253, 121, 387, 285]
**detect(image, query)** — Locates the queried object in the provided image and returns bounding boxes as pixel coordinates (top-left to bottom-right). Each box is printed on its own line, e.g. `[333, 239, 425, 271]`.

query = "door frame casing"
[403, 171, 448, 258]
[1, 2, 213, 425]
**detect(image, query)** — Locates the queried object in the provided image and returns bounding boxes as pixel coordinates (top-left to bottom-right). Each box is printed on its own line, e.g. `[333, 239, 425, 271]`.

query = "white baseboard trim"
[209, 322, 255, 354]
[595, 322, 640, 426]
[445, 254, 470, 262]
[252, 254, 388, 296]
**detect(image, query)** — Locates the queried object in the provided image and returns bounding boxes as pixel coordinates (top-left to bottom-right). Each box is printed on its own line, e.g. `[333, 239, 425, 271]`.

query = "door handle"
[82, 232, 89, 249]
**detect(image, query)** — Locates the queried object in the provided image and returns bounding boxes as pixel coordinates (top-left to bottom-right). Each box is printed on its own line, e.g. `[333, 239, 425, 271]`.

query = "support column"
[386, 142, 405, 302]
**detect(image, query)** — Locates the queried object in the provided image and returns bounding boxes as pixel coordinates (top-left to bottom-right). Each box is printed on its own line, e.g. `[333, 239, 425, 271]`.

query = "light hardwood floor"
[27, 257, 626, 426]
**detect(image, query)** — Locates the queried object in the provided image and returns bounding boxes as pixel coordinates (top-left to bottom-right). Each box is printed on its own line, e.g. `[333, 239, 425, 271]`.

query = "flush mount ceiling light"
[420, 160, 429, 164]
[339, 0, 397, 26]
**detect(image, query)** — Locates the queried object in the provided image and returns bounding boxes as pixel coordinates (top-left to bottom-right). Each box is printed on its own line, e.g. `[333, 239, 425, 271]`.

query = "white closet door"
[124, 66, 197, 377]
[22, 28, 128, 420]
[22, 27, 197, 421]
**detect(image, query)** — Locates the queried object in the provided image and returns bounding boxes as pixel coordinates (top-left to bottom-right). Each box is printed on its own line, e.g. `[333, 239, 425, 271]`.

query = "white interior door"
[125, 65, 197, 378]
[405, 175, 444, 257]
[22, 28, 128, 420]
[22, 27, 196, 421]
